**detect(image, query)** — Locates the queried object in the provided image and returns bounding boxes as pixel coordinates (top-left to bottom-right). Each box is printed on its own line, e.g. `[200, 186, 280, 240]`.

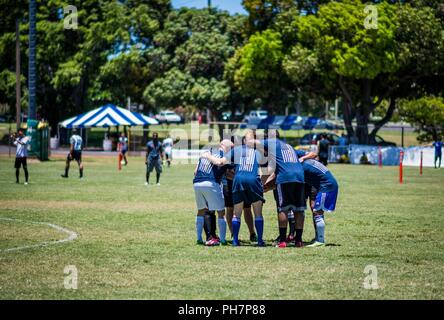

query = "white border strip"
[0, 217, 78, 253]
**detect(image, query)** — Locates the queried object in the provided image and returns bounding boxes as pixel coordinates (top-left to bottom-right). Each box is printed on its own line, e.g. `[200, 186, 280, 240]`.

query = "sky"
[171, 0, 247, 14]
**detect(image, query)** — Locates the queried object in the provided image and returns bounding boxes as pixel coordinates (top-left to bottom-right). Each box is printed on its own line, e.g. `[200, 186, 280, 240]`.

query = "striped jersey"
[226, 145, 263, 193]
[301, 159, 338, 192]
[70, 135, 83, 151]
[263, 138, 304, 185]
[193, 149, 226, 184]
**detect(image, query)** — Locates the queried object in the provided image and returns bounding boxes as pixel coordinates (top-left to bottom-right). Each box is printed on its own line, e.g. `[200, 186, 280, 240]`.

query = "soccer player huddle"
[193, 129, 339, 248]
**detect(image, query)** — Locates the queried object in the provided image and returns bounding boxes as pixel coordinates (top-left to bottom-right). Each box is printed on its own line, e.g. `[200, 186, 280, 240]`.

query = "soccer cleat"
[196, 240, 204, 245]
[286, 234, 295, 243]
[156, 183, 160, 186]
[272, 235, 280, 247]
[306, 241, 325, 248]
[205, 238, 220, 246]
[295, 241, 304, 248]
[256, 241, 266, 247]
[220, 240, 228, 246]
[250, 233, 258, 242]
[232, 240, 240, 247]
[24, 182, 28, 185]
[61, 174, 68, 178]
[144, 182, 149, 186]
[276, 241, 287, 248]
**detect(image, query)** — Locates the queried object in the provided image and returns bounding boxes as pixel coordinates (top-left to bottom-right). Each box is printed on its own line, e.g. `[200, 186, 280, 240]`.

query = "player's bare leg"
[243, 207, 257, 242]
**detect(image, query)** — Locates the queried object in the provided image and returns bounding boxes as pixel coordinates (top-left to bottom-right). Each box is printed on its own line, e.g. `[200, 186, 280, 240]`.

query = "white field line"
[0, 217, 78, 253]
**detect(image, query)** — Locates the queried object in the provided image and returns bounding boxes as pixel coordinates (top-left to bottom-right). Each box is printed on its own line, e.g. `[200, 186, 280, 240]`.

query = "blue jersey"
[301, 159, 338, 193]
[194, 149, 226, 184]
[433, 141, 443, 155]
[146, 140, 163, 161]
[263, 139, 304, 185]
[226, 145, 263, 193]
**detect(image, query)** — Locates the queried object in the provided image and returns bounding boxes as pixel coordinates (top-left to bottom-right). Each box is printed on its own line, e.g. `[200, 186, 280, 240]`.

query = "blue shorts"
[121, 148, 127, 155]
[232, 190, 264, 207]
[313, 189, 338, 213]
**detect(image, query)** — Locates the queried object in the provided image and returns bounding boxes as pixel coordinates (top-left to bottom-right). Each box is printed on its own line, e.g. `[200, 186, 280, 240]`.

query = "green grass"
[0, 155, 443, 299]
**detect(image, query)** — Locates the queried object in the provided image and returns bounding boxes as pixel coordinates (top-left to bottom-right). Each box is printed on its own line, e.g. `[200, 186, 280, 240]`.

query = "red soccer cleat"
[276, 241, 287, 248]
[295, 241, 304, 248]
[205, 237, 220, 246]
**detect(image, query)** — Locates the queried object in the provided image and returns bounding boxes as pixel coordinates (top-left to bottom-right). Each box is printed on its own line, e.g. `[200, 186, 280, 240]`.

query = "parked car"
[300, 132, 340, 146]
[315, 120, 344, 130]
[155, 111, 183, 124]
[243, 110, 268, 123]
[0, 116, 6, 123]
[372, 135, 397, 147]
[221, 111, 244, 122]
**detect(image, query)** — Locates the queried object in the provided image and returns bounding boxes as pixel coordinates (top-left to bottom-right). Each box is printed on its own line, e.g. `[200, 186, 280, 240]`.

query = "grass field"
[0, 155, 443, 299]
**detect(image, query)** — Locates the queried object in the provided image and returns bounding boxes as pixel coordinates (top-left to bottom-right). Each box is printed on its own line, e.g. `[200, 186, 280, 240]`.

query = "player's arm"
[201, 152, 229, 166]
[299, 151, 317, 162]
[146, 145, 152, 164]
[194, 162, 199, 176]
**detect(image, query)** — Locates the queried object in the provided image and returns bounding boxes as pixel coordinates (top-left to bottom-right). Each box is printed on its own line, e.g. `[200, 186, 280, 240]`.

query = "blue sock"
[255, 216, 264, 243]
[314, 215, 325, 243]
[232, 216, 241, 244]
[196, 216, 204, 242]
[218, 218, 227, 243]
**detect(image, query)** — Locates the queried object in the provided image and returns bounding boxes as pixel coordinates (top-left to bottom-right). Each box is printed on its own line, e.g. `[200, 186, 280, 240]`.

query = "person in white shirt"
[61, 129, 84, 178]
[162, 135, 177, 167]
[12, 128, 30, 185]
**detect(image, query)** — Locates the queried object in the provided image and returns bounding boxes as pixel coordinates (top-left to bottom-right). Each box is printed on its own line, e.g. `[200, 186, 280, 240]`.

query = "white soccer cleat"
[144, 182, 149, 186]
[24, 182, 28, 185]
[156, 183, 160, 186]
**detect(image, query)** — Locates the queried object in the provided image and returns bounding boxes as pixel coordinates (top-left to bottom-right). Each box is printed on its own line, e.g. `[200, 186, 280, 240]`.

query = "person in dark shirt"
[145, 132, 164, 186]
[317, 134, 330, 166]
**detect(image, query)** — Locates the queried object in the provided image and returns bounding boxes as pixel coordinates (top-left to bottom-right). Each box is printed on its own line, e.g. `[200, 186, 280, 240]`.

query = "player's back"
[265, 138, 304, 184]
[302, 159, 338, 192]
[230, 145, 262, 184]
[194, 149, 224, 184]
[70, 135, 83, 151]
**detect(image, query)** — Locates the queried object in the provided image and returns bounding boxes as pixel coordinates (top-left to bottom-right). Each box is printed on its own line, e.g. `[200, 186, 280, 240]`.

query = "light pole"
[28, 0, 37, 120]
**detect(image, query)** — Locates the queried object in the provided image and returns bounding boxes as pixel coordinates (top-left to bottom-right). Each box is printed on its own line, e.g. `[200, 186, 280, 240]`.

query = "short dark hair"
[18, 128, 25, 133]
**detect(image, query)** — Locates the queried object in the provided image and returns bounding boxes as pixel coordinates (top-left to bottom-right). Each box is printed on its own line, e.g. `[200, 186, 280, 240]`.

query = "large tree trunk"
[369, 96, 396, 143]
[356, 111, 369, 144]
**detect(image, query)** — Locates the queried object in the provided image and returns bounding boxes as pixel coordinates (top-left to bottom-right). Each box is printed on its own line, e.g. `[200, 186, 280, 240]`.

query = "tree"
[228, 29, 289, 112]
[278, 0, 443, 143]
[399, 96, 444, 142]
[0, 0, 171, 133]
[143, 8, 246, 130]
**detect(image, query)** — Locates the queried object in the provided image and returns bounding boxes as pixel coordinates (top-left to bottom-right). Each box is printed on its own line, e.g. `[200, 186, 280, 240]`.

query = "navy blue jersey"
[301, 159, 338, 192]
[194, 149, 226, 184]
[263, 139, 304, 185]
[226, 145, 263, 193]
[146, 140, 163, 161]
[433, 141, 443, 155]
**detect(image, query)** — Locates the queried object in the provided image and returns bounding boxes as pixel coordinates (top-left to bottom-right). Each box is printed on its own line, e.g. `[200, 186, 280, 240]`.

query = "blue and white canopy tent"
[60, 103, 158, 128]
[59, 104, 158, 150]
